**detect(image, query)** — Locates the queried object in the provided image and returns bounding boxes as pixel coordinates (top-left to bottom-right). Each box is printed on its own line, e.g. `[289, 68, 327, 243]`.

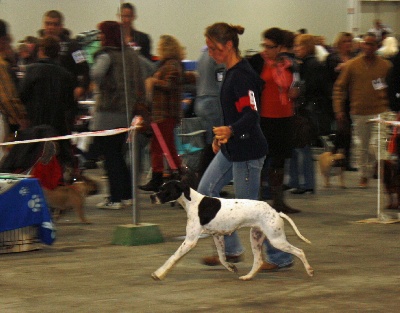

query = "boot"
[139, 172, 163, 192]
[269, 168, 301, 214]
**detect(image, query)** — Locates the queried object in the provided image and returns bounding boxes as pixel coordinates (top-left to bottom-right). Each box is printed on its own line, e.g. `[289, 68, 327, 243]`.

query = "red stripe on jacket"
[235, 90, 258, 113]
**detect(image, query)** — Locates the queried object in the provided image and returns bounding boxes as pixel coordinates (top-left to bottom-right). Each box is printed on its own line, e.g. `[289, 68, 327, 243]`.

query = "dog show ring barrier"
[0, 117, 164, 247]
[355, 115, 400, 224]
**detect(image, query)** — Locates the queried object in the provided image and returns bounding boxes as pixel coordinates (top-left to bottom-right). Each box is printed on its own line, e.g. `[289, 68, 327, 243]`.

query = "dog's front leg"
[213, 235, 238, 274]
[152, 226, 201, 281]
[239, 227, 265, 281]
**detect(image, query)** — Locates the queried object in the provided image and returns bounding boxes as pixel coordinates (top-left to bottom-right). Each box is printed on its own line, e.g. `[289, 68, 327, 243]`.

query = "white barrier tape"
[0, 116, 145, 146]
[368, 117, 400, 126]
[0, 127, 135, 146]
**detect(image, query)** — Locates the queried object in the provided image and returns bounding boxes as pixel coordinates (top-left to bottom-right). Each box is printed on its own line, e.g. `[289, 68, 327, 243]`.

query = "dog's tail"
[279, 212, 311, 244]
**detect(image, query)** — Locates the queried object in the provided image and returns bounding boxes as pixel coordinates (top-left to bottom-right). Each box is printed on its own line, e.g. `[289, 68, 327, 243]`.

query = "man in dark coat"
[19, 36, 76, 166]
[39, 10, 90, 100]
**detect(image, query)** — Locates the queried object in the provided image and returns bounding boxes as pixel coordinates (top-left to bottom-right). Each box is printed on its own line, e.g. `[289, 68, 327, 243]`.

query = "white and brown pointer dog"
[150, 180, 314, 281]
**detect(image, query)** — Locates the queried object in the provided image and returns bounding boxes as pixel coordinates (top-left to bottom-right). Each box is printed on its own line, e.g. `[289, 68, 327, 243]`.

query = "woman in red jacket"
[249, 28, 300, 214]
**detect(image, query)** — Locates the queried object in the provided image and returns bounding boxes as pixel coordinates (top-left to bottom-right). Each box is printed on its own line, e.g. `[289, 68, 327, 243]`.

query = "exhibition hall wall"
[1, 0, 400, 59]
[1, 0, 348, 60]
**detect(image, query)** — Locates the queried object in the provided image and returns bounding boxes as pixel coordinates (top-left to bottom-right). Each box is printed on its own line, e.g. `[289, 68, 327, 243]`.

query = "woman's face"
[294, 40, 307, 59]
[262, 38, 280, 60]
[206, 37, 231, 64]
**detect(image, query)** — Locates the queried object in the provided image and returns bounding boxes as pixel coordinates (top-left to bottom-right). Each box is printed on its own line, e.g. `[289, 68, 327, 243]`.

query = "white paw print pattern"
[28, 194, 43, 212]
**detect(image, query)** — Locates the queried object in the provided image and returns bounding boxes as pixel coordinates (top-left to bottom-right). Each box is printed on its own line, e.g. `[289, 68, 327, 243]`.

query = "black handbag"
[292, 113, 312, 148]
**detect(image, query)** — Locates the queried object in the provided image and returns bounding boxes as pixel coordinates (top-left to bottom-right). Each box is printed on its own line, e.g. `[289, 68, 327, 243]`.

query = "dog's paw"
[151, 273, 162, 281]
[239, 274, 254, 281]
[225, 263, 238, 273]
[306, 267, 314, 277]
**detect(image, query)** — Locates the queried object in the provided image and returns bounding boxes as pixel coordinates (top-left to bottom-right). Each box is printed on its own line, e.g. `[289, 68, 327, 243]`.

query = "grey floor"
[1, 160, 400, 313]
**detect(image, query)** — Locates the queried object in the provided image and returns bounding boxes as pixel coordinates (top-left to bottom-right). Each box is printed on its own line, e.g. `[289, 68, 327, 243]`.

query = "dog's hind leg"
[152, 225, 201, 281]
[239, 227, 265, 281]
[268, 236, 314, 277]
[213, 235, 238, 274]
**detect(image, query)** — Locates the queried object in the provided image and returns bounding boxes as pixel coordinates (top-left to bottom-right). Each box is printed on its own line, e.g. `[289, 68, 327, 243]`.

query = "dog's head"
[72, 175, 99, 196]
[150, 180, 191, 204]
[331, 153, 346, 168]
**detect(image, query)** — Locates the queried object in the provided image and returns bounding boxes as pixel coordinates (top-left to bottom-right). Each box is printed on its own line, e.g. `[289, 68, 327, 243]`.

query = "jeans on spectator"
[288, 146, 315, 190]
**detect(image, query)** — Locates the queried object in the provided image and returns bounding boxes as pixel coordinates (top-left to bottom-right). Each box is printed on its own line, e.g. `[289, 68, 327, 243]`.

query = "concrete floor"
[1, 164, 400, 313]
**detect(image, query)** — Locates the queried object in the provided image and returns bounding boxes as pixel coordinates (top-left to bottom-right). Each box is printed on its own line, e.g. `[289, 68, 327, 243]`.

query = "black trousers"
[97, 132, 132, 202]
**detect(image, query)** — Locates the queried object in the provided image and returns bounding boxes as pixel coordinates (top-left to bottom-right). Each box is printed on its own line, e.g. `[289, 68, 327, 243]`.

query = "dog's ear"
[178, 181, 191, 201]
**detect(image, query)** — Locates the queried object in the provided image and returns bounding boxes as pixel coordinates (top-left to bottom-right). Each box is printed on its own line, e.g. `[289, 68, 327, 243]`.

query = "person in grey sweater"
[90, 20, 144, 209]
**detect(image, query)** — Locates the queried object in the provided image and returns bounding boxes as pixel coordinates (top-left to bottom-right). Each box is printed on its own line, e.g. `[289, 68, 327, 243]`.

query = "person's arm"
[69, 41, 90, 99]
[90, 53, 111, 85]
[0, 61, 27, 127]
[333, 63, 351, 122]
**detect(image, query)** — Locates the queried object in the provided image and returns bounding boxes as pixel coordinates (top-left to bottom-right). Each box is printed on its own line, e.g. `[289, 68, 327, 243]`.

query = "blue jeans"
[288, 146, 315, 190]
[198, 151, 292, 265]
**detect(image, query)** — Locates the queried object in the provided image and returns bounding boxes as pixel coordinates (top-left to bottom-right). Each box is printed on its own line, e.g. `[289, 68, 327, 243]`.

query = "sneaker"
[202, 254, 243, 266]
[96, 197, 123, 210]
[122, 199, 133, 207]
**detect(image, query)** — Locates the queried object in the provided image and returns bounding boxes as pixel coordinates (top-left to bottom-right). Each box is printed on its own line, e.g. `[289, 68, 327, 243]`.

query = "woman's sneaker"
[96, 197, 123, 210]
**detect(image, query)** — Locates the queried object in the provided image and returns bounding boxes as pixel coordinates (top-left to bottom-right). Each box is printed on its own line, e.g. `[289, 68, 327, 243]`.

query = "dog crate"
[175, 117, 206, 172]
[0, 226, 41, 254]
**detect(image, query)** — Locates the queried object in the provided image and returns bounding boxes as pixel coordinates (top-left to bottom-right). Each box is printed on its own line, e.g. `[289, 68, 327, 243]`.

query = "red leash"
[151, 122, 178, 170]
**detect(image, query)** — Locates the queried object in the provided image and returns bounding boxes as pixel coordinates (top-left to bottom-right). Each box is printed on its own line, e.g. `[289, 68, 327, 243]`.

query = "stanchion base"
[354, 211, 400, 224]
[112, 223, 164, 246]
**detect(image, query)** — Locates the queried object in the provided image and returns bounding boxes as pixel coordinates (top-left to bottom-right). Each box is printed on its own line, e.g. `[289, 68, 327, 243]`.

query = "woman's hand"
[145, 77, 157, 92]
[213, 126, 232, 144]
[212, 137, 221, 154]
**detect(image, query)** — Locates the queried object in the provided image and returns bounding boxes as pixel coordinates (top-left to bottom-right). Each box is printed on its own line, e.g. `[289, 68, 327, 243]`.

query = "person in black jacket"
[119, 3, 152, 60]
[287, 34, 329, 194]
[19, 36, 76, 167]
[39, 10, 90, 100]
[325, 32, 357, 171]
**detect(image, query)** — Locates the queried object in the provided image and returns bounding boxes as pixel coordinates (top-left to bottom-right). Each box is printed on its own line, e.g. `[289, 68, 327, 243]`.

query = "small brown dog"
[43, 175, 98, 224]
[318, 151, 346, 188]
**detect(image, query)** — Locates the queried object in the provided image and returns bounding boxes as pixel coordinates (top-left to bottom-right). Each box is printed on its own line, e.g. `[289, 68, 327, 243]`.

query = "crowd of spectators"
[1, 4, 400, 268]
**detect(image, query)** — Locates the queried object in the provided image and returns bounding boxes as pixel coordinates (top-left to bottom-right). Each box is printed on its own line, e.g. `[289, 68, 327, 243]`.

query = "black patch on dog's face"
[198, 196, 221, 225]
[151, 180, 191, 203]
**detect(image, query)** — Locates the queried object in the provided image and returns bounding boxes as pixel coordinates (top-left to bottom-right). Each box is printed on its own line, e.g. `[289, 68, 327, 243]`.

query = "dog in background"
[149, 180, 313, 281]
[318, 150, 346, 188]
[44, 174, 98, 224]
[383, 159, 400, 211]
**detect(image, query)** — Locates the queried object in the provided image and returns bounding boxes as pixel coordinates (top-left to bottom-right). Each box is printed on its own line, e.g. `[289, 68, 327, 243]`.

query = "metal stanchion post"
[130, 127, 139, 225]
[111, 117, 164, 246]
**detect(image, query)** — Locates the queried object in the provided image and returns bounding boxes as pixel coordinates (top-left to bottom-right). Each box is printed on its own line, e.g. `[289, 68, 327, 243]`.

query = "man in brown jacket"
[334, 32, 392, 188]
[0, 20, 28, 159]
